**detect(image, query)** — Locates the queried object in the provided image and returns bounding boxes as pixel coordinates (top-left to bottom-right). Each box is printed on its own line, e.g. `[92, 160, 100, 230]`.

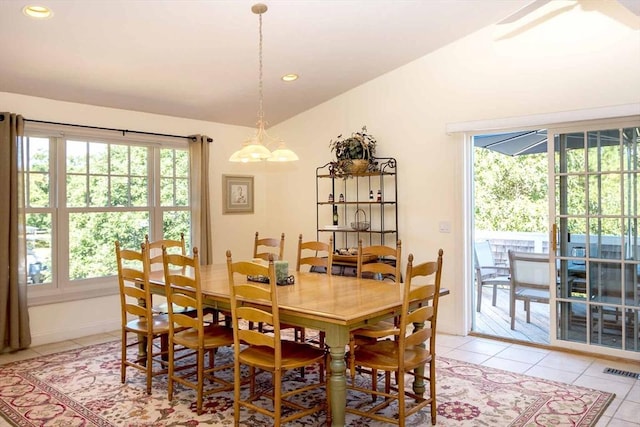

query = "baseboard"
[29, 319, 121, 347]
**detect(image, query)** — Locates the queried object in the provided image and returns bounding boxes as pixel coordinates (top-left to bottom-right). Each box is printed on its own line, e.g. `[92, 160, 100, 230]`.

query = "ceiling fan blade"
[618, 0, 640, 16]
[498, 0, 552, 24]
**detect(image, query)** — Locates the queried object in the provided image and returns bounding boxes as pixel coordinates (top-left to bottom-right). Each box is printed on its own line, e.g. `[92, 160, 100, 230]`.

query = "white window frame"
[24, 123, 192, 306]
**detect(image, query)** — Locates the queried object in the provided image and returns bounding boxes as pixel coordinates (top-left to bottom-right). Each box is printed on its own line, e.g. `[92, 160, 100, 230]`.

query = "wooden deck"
[474, 286, 550, 345]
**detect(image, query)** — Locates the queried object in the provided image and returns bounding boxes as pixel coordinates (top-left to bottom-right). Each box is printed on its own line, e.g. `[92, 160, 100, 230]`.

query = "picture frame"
[222, 175, 254, 214]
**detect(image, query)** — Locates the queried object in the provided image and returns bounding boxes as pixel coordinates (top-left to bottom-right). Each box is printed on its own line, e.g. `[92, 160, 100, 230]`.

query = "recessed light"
[281, 73, 299, 82]
[23, 5, 53, 19]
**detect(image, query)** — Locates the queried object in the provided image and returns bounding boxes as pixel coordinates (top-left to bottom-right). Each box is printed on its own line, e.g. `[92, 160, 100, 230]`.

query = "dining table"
[148, 263, 446, 427]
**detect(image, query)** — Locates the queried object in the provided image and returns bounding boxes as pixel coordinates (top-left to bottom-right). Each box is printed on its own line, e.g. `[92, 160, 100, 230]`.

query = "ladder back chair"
[349, 239, 403, 381]
[250, 232, 303, 341]
[253, 231, 285, 261]
[356, 239, 402, 282]
[296, 234, 334, 348]
[115, 241, 171, 394]
[226, 251, 327, 426]
[145, 233, 186, 269]
[296, 234, 334, 274]
[162, 246, 234, 415]
[347, 249, 444, 426]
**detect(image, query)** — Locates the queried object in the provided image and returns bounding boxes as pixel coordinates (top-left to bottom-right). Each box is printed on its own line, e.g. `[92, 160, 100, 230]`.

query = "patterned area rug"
[0, 340, 613, 426]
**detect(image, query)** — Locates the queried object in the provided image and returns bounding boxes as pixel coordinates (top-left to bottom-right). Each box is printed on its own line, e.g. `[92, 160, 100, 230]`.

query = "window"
[24, 125, 192, 305]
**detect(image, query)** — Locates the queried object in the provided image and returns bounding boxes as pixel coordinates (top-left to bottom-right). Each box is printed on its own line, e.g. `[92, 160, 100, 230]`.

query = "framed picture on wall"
[223, 175, 254, 214]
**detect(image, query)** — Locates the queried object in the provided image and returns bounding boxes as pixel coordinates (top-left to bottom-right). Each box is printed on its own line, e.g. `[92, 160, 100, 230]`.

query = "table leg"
[325, 325, 349, 427]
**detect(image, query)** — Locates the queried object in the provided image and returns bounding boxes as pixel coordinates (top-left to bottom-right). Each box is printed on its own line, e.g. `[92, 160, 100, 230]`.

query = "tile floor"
[1, 331, 639, 426]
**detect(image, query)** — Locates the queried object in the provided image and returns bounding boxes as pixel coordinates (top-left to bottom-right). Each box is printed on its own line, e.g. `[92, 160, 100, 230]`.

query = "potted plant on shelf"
[329, 126, 377, 176]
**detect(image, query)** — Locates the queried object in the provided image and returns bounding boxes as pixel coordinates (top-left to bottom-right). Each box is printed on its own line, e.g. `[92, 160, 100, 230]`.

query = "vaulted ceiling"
[0, 0, 532, 126]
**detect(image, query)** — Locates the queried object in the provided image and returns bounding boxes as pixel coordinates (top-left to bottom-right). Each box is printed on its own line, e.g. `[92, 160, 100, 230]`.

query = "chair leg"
[196, 348, 204, 415]
[349, 334, 356, 381]
[430, 360, 437, 425]
[477, 282, 482, 312]
[168, 338, 175, 401]
[492, 284, 498, 306]
[121, 329, 127, 384]
[398, 368, 406, 427]
[145, 332, 153, 394]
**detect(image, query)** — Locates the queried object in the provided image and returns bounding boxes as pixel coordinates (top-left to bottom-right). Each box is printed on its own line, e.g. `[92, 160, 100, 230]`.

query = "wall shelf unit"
[316, 157, 398, 258]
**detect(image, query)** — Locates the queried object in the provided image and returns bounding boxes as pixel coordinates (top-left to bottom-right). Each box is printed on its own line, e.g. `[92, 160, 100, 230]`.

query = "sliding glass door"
[553, 122, 639, 353]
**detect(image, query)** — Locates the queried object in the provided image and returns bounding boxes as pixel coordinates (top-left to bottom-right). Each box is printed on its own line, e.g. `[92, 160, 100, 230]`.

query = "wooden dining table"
[149, 263, 445, 427]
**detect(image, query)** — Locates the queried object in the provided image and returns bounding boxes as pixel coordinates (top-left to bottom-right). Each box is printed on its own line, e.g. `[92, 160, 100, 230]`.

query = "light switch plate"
[439, 221, 451, 233]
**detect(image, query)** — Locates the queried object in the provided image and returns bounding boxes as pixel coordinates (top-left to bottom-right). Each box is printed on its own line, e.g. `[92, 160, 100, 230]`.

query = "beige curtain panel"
[189, 135, 213, 265]
[0, 112, 31, 352]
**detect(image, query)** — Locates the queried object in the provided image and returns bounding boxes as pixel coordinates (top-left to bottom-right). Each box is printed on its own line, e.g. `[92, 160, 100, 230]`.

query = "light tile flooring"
[1, 331, 639, 426]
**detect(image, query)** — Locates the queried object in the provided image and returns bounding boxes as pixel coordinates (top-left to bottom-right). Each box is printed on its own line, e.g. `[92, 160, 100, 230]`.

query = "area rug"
[0, 340, 614, 426]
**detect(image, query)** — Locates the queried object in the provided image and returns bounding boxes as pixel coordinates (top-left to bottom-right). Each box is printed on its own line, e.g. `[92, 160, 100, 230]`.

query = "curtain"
[0, 113, 31, 352]
[189, 135, 213, 265]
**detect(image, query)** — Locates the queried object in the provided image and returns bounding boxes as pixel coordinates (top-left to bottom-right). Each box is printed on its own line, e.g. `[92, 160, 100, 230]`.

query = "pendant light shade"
[229, 3, 298, 163]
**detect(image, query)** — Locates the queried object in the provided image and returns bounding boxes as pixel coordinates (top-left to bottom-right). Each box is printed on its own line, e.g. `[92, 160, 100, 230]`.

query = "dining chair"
[162, 246, 234, 415]
[296, 234, 334, 275]
[253, 231, 285, 261]
[474, 240, 511, 312]
[145, 233, 186, 270]
[508, 250, 550, 330]
[296, 234, 333, 349]
[226, 251, 327, 425]
[249, 232, 304, 341]
[114, 241, 171, 394]
[347, 249, 444, 426]
[349, 239, 402, 381]
[146, 233, 221, 323]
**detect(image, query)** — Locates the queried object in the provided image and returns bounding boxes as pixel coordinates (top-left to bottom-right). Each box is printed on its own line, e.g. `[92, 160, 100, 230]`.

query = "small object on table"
[275, 260, 289, 283]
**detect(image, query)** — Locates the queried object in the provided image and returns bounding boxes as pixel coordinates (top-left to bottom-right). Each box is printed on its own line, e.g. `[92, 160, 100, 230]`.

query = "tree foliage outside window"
[474, 131, 629, 237]
[474, 148, 548, 233]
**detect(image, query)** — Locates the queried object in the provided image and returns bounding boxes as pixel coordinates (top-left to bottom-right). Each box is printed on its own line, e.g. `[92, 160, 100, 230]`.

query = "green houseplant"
[329, 126, 377, 176]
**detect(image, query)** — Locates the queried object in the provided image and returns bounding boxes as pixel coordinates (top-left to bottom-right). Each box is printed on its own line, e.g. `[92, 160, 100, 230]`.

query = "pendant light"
[229, 3, 299, 163]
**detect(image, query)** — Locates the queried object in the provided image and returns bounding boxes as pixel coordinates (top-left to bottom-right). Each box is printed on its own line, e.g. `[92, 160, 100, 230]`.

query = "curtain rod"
[25, 118, 213, 142]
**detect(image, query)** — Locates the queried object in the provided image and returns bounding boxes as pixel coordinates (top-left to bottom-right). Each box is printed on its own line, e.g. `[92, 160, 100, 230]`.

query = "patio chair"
[474, 240, 511, 312]
[508, 250, 550, 330]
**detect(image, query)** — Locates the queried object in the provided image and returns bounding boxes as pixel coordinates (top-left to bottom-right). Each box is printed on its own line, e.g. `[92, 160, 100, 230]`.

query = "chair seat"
[516, 288, 549, 302]
[352, 320, 398, 340]
[355, 339, 433, 372]
[125, 314, 172, 333]
[239, 340, 326, 371]
[172, 324, 234, 349]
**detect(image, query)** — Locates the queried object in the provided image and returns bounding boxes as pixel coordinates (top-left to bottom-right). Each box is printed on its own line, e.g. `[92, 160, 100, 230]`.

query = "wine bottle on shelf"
[369, 190, 374, 201]
[332, 205, 339, 225]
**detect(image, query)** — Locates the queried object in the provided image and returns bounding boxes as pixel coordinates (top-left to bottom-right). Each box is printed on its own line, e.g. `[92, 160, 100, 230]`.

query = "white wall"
[3, 5, 640, 345]
[265, 12, 640, 337]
